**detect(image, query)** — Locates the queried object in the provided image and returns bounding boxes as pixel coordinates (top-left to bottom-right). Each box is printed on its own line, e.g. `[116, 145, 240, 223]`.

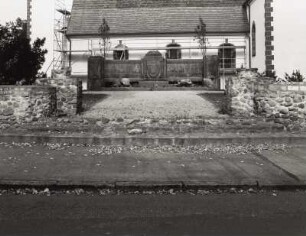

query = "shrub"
[284, 70, 305, 82]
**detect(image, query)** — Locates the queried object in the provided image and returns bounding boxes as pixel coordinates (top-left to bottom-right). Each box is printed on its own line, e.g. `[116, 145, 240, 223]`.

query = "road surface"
[0, 191, 305, 236]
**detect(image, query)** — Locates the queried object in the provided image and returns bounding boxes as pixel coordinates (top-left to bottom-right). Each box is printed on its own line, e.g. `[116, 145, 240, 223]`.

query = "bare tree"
[195, 18, 207, 78]
[99, 18, 110, 58]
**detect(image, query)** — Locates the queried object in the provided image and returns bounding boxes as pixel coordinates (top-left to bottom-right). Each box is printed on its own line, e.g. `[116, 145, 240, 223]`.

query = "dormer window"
[113, 40, 129, 60]
[166, 40, 182, 59]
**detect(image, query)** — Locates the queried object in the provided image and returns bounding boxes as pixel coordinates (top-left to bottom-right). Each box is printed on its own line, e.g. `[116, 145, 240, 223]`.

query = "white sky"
[0, 0, 73, 74]
[0, 0, 72, 23]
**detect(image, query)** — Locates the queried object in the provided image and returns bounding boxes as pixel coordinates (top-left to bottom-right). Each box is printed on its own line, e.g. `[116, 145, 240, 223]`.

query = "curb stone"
[0, 180, 305, 192]
[1, 134, 306, 146]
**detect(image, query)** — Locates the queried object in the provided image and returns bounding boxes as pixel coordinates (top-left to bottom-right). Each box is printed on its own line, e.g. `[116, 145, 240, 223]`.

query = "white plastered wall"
[273, 0, 306, 78]
[70, 35, 248, 78]
[249, 0, 266, 73]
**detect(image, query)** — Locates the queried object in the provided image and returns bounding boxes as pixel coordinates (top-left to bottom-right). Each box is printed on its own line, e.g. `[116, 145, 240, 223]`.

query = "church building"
[65, 0, 306, 89]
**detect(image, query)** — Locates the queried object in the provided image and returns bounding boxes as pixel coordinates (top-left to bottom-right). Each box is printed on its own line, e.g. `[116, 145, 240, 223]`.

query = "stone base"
[138, 81, 169, 88]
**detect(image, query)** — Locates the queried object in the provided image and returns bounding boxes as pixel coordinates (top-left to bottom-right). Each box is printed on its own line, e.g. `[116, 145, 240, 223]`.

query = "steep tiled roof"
[67, 0, 249, 37]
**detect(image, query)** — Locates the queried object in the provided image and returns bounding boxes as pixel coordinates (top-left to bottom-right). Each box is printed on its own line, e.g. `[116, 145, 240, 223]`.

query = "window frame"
[218, 42, 236, 69]
[252, 21, 256, 57]
[166, 42, 182, 60]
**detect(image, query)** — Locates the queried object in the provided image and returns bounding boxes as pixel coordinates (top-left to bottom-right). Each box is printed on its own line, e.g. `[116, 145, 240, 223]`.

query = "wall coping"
[0, 85, 54, 88]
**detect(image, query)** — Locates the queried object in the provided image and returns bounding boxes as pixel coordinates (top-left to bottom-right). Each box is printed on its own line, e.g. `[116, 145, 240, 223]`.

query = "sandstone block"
[121, 78, 131, 87]
[203, 78, 213, 88]
[285, 97, 292, 103]
[268, 100, 277, 107]
[293, 96, 303, 103]
[280, 113, 290, 119]
[279, 107, 289, 114]
[127, 129, 144, 135]
[275, 118, 285, 124]
[289, 107, 298, 112]
[2, 108, 14, 116]
[239, 97, 247, 103]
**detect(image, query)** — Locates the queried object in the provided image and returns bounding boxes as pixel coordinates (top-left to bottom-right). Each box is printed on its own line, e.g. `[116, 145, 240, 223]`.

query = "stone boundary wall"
[37, 71, 82, 116]
[0, 70, 83, 127]
[0, 86, 56, 125]
[254, 82, 306, 129]
[225, 70, 261, 117]
[105, 60, 142, 80]
[226, 70, 306, 129]
[88, 56, 219, 90]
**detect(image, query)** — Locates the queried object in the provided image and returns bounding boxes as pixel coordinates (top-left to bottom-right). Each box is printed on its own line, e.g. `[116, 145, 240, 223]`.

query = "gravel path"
[82, 91, 222, 120]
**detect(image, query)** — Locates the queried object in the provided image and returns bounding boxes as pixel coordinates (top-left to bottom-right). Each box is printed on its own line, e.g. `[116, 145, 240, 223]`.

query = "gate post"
[88, 56, 104, 91]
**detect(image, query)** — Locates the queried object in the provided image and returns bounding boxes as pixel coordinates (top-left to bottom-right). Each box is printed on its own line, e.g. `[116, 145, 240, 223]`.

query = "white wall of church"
[70, 35, 248, 78]
[273, 0, 306, 78]
[249, 0, 266, 73]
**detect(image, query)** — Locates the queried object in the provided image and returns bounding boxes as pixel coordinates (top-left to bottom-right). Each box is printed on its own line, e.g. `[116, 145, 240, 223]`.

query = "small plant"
[284, 70, 305, 82]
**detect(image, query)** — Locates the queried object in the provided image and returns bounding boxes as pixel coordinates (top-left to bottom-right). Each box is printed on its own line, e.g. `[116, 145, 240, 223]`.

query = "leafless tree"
[195, 18, 207, 78]
[99, 18, 110, 58]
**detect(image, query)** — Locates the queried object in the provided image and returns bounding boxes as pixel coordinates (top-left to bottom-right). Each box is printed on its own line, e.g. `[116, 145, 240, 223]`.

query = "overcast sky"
[0, 0, 73, 23]
[0, 1, 27, 23]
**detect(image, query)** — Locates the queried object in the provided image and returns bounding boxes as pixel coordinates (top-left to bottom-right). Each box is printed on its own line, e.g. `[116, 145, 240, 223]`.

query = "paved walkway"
[0, 142, 305, 187]
[82, 91, 223, 120]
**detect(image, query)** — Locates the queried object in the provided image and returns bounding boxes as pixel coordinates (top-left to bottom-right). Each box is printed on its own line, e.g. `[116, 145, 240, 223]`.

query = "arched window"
[218, 39, 236, 69]
[252, 22, 256, 57]
[166, 40, 182, 59]
[113, 40, 129, 60]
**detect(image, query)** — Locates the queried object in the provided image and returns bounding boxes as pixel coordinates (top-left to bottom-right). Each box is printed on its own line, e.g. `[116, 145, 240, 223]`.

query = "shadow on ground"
[198, 93, 229, 115]
[82, 94, 109, 112]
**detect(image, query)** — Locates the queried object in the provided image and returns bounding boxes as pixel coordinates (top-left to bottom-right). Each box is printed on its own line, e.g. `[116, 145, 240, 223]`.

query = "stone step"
[138, 81, 170, 88]
[98, 87, 209, 91]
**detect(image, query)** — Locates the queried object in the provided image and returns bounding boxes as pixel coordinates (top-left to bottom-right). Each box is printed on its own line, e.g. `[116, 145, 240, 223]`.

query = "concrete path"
[0, 142, 305, 188]
[82, 91, 223, 120]
[260, 148, 306, 184]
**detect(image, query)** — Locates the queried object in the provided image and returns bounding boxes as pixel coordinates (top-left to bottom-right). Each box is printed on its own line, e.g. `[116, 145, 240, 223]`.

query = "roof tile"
[67, 0, 249, 36]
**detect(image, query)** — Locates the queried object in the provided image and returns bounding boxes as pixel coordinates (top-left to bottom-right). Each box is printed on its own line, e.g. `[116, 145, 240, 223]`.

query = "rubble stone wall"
[37, 70, 83, 116]
[0, 86, 56, 124]
[225, 70, 262, 117]
[0, 70, 82, 127]
[226, 70, 306, 129]
[254, 83, 306, 128]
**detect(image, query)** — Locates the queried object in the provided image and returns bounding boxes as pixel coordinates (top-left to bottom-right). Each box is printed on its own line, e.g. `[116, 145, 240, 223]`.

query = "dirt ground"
[82, 91, 226, 120]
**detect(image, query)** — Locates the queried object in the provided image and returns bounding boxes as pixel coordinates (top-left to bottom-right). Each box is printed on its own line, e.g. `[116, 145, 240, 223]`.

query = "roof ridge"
[72, 0, 248, 9]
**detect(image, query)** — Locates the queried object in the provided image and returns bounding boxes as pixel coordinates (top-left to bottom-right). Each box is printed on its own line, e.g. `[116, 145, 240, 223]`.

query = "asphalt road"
[0, 191, 306, 236]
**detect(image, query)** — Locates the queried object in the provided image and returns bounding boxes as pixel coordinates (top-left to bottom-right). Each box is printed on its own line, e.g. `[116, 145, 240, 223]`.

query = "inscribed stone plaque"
[142, 51, 165, 80]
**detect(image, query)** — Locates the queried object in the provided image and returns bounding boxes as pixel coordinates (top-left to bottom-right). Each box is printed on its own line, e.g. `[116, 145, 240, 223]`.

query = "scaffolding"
[53, 0, 71, 71]
[26, 0, 32, 40]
